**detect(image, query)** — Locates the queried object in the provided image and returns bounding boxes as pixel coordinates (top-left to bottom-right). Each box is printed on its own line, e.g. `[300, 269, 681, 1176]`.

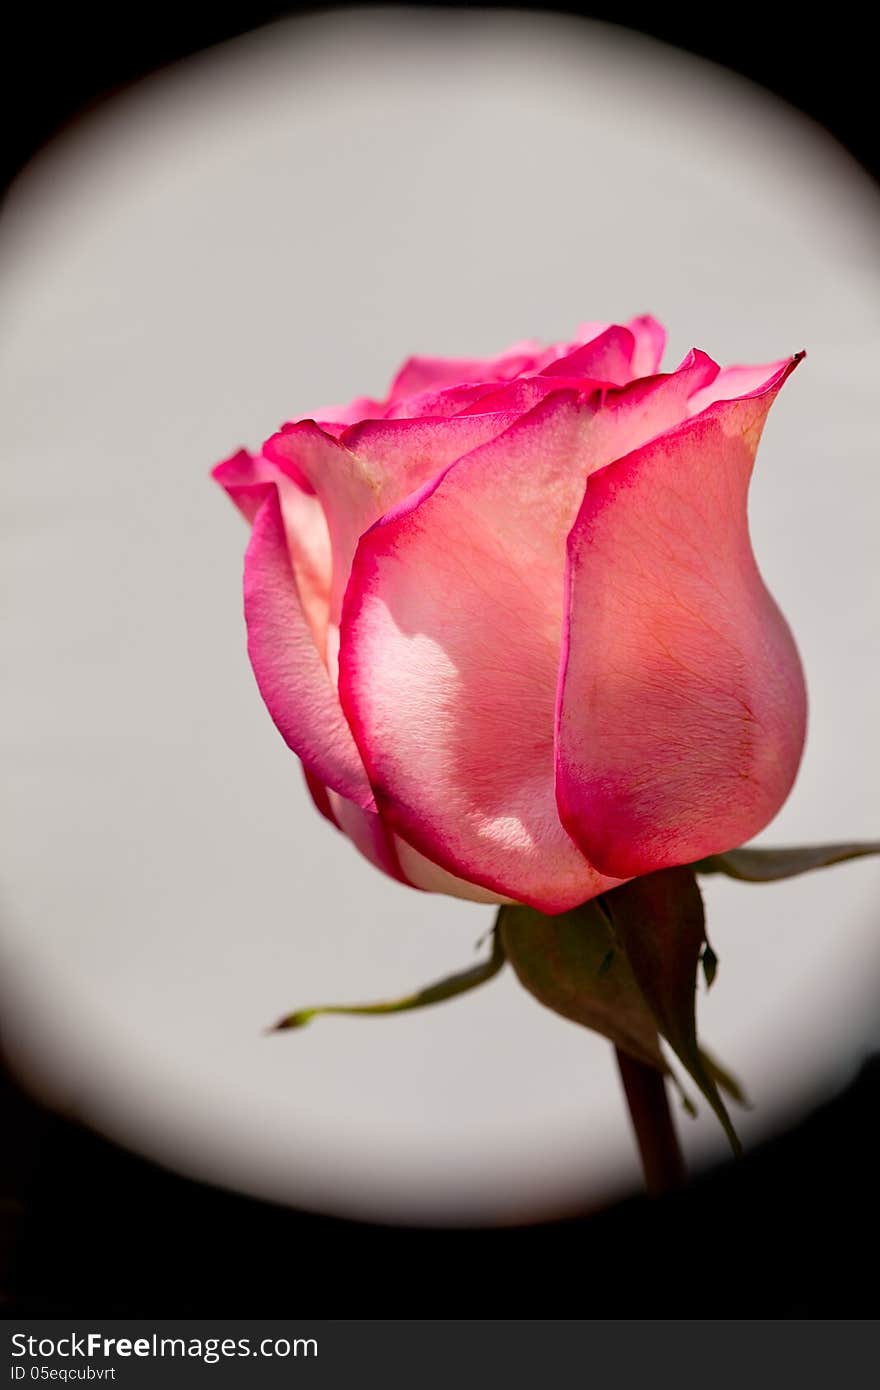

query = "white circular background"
[2, 7, 879, 1224]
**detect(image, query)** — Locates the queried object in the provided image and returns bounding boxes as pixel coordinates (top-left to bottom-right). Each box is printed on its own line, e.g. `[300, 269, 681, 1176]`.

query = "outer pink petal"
[338, 353, 733, 908]
[338, 358, 718, 912]
[339, 392, 606, 911]
[556, 356, 806, 881]
[244, 487, 374, 809]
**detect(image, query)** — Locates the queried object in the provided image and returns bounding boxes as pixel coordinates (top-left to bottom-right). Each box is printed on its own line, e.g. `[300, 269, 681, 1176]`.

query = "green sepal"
[499, 888, 745, 1146]
[695, 841, 880, 882]
[498, 897, 668, 1073]
[601, 868, 742, 1155]
[270, 928, 506, 1032]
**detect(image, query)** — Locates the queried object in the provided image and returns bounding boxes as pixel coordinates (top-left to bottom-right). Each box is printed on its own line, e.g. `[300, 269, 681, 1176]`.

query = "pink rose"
[214, 317, 806, 913]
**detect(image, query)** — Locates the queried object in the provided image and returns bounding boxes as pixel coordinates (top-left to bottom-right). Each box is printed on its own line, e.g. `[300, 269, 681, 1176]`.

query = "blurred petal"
[626, 314, 667, 377]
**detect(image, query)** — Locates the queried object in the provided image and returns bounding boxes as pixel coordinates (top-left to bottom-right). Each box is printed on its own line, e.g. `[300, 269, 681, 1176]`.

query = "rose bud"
[214, 318, 806, 913]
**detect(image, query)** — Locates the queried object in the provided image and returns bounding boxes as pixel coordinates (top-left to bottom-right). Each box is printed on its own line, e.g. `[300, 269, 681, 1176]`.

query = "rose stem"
[614, 1047, 686, 1196]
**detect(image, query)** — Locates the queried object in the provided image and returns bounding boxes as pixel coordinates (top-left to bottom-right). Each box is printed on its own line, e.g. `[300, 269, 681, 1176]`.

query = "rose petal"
[386, 340, 545, 403]
[383, 381, 507, 420]
[339, 392, 602, 910]
[310, 394, 386, 430]
[556, 356, 806, 880]
[339, 359, 714, 911]
[687, 358, 792, 416]
[339, 412, 520, 499]
[213, 448, 279, 523]
[213, 448, 332, 658]
[325, 792, 410, 884]
[303, 769, 339, 826]
[266, 413, 519, 628]
[392, 837, 513, 904]
[627, 314, 667, 377]
[454, 374, 608, 417]
[244, 487, 374, 808]
[539, 325, 637, 386]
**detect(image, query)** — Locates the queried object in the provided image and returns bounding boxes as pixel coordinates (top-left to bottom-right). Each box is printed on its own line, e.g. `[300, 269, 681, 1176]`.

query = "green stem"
[270, 929, 506, 1031]
[615, 1047, 686, 1196]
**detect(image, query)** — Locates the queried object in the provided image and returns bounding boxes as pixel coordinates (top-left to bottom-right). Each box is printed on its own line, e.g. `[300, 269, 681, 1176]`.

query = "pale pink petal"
[556, 356, 806, 880]
[307, 777, 498, 897]
[383, 382, 506, 420]
[325, 792, 410, 884]
[387, 328, 626, 419]
[339, 394, 603, 910]
[266, 414, 519, 628]
[687, 358, 794, 415]
[263, 421, 375, 631]
[392, 838, 513, 904]
[571, 320, 612, 344]
[311, 394, 386, 430]
[454, 375, 605, 417]
[244, 488, 374, 808]
[330, 404, 600, 906]
[339, 412, 520, 498]
[626, 314, 667, 377]
[386, 340, 545, 403]
[213, 448, 332, 657]
[454, 344, 711, 419]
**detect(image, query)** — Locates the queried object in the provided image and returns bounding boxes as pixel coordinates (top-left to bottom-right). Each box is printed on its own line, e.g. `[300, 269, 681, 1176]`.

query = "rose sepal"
[694, 841, 880, 882]
[501, 869, 743, 1154]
